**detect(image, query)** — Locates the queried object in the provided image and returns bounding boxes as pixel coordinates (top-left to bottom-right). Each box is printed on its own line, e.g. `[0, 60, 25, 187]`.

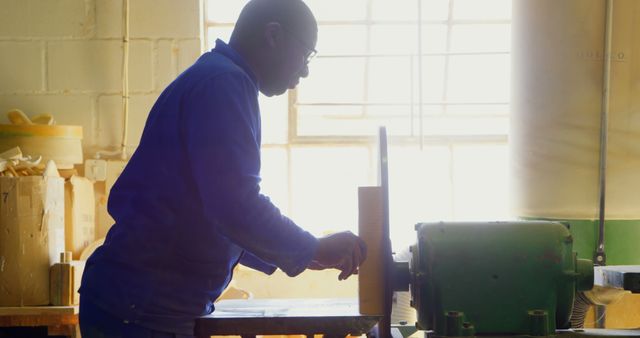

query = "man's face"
[260, 26, 317, 97]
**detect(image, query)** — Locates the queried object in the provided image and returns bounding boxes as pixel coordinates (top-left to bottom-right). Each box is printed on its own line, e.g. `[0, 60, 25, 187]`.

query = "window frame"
[204, 0, 510, 147]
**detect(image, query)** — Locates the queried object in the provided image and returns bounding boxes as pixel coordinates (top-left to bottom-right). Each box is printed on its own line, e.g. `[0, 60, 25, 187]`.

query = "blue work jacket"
[79, 40, 319, 335]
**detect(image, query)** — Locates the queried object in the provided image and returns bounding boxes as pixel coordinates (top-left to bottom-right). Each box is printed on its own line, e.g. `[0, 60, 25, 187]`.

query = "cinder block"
[96, 94, 158, 148]
[155, 40, 178, 92]
[130, 0, 200, 38]
[0, 0, 90, 37]
[48, 40, 153, 92]
[129, 41, 154, 92]
[0, 42, 43, 92]
[98, 0, 199, 39]
[0, 94, 95, 147]
[0, 0, 27, 37]
[177, 39, 202, 74]
[95, 0, 122, 38]
[48, 41, 120, 92]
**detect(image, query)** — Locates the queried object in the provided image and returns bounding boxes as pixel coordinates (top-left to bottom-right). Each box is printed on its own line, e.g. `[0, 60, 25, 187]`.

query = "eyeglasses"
[282, 26, 317, 65]
[303, 48, 317, 65]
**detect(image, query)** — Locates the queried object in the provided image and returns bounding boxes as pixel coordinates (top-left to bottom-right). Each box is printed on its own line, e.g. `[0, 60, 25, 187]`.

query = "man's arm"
[239, 251, 278, 275]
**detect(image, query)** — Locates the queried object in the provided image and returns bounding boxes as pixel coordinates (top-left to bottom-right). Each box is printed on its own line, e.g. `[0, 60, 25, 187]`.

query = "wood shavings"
[0, 146, 47, 177]
[6, 165, 18, 177]
[6, 109, 55, 126]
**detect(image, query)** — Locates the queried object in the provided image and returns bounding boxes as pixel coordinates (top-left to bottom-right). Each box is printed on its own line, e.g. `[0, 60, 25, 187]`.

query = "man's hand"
[308, 231, 367, 280]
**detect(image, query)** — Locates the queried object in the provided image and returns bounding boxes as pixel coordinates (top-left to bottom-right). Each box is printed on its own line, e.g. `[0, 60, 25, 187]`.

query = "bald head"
[229, 0, 318, 96]
[231, 0, 317, 47]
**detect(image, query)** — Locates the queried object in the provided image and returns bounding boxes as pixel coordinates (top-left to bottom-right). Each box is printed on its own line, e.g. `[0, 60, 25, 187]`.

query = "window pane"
[446, 104, 509, 116]
[369, 24, 448, 54]
[452, 0, 511, 20]
[290, 146, 373, 235]
[446, 54, 510, 102]
[371, 0, 418, 21]
[370, 25, 418, 55]
[408, 105, 444, 136]
[298, 57, 366, 103]
[297, 105, 412, 137]
[260, 147, 289, 214]
[259, 94, 288, 144]
[421, 115, 509, 136]
[207, 26, 233, 48]
[207, 0, 248, 22]
[317, 25, 367, 55]
[367, 56, 412, 103]
[297, 106, 507, 137]
[388, 145, 452, 248]
[422, 0, 451, 21]
[420, 56, 447, 101]
[368, 0, 453, 22]
[421, 24, 448, 53]
[450, 24, 510, 53]
[452, 144, 510, 220]
[305, 0, 367, 21]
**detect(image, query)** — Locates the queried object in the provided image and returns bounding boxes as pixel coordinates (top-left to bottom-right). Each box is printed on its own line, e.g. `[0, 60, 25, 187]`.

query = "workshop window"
[205, 0, 511, 248]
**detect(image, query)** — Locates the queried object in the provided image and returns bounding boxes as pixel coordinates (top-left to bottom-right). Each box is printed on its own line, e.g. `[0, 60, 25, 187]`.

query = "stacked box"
[0, 176, 64, 306]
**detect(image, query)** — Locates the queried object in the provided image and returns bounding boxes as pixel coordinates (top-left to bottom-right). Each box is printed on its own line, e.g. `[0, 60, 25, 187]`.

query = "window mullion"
[362, 0, 374, 118]
[417, 0, 424, 148]
[288, 89, 298, 143]
[442, 0, 456, 116]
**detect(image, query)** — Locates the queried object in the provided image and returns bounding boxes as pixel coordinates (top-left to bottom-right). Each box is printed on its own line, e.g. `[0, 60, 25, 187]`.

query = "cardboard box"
[65, 176, 95, 259]
[0, 175, 65, 306]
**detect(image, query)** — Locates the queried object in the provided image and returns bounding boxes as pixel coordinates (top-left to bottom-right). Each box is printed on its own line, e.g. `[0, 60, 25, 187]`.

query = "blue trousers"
[79, 297, 194, 338]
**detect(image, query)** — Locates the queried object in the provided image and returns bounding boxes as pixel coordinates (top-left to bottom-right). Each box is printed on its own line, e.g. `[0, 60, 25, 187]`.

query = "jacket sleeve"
[181, 72, 318, 277]
[240, 251, 278, 275]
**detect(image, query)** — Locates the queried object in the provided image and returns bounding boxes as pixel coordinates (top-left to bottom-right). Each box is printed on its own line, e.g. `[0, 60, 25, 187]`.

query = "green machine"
[373, 128, 640, 338]
[407, 221, 593, 336]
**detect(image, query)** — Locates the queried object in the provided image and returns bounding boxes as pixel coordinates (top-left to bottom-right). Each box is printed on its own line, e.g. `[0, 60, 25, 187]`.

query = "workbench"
[195, 298, 380, 338]
[0, 305, 79, 337]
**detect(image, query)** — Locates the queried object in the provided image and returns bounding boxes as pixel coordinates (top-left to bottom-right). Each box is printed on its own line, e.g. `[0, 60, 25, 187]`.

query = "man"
[79, 0, 367, 336]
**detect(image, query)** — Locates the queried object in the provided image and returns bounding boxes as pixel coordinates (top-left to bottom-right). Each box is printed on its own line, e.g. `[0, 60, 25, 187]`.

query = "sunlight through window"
[205, 0, 512, 245]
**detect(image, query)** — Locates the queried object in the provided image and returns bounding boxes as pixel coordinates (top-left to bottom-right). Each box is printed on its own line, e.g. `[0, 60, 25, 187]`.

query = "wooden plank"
[211, 298, 363, 318]
[358, 186, 385, 315]
[0, 306, 78, 316]
[195, 298, 380, 337]
[0, 314, 78, 327]
[0, 305, 78, 334]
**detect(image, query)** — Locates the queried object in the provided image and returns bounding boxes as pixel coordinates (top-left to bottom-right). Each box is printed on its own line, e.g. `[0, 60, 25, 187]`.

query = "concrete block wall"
[0, 0, 203, 154]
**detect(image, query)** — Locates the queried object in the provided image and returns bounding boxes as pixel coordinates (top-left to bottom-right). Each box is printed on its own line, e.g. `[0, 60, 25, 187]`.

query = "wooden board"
[358, 186, 385, 315]
[195, 298, 380, 337]
[0, 305, 78, 327]
[0, 306, 78, 316]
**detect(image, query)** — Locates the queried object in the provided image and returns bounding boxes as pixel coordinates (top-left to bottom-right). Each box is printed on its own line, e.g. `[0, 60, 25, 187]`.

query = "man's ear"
[264, 22, 284, 48]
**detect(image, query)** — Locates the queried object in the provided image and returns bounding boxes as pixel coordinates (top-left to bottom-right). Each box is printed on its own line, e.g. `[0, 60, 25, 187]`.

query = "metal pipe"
[417, 0, 424, 149]
[595, 0, 614, 328]
[596, 0, 613, 267]
[120, 0, 131, 160]
[361, 0, 373, 118]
